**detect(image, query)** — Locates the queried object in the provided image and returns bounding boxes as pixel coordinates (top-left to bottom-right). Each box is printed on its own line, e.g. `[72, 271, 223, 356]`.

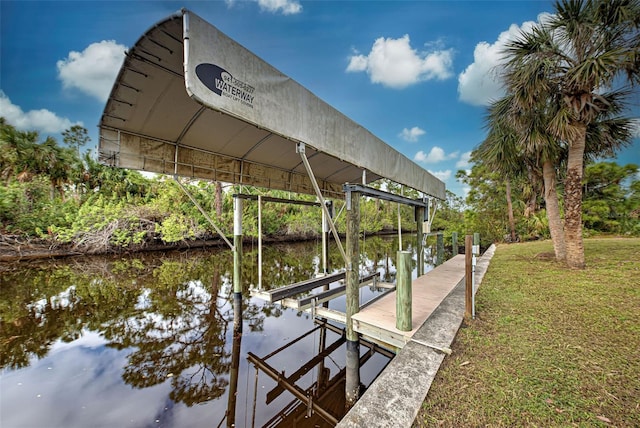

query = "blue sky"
[1, 0, 638, 197]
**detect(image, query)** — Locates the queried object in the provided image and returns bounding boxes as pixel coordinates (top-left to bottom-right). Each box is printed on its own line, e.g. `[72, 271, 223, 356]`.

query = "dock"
[337, 244, 496, 428]
[252, 255, 468, 352]
[351, 254, 466, 350]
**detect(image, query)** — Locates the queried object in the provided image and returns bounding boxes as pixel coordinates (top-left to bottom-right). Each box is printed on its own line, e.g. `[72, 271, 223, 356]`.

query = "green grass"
[414, 238, 640, 428]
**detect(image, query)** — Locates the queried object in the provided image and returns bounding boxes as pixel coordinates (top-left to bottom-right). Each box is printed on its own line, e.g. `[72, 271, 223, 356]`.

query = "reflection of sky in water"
[1, 304, 382, 427]
[0, 310, 336, 428]
[1, 236, 426, 427]
[1, 332, 175, 428]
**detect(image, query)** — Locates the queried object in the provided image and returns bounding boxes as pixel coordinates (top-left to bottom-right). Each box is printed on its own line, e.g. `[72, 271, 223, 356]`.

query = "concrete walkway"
[337, 244, 496, 427]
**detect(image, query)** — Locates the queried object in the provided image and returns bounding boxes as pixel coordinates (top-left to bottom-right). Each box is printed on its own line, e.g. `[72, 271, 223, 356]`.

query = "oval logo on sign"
[195, 63, 255, 108]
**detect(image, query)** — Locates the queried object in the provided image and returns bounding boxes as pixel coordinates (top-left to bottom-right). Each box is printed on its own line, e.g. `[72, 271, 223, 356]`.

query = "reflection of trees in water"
[0, 235, 421, 406]
[113, 274, 232, 405]
[0, 243, 333, 405]
[0, 265, 141, 370]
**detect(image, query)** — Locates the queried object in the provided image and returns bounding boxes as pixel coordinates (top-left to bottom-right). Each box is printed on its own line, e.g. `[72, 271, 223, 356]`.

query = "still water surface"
[0, 235, 434, 427]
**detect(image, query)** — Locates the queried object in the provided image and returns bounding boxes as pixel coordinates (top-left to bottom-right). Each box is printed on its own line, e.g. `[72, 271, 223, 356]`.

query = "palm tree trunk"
[564, 124, 587, 269]
[524, 168, 539, 218]
[542, 159, 565, 260]
[505, 178, 517, 242]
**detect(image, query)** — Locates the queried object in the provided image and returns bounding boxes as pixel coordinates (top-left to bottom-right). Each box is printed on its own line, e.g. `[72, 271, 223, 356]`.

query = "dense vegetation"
[1, 117, 637, 258]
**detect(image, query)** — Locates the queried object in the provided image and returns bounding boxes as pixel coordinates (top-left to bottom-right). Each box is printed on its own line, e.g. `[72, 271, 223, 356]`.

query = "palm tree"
[503, 0, 640, 268]
[511, 97, 568, 261]
[0, 119, 20, 181]
[480, 95, 568, 259]
[475, 116, 522, 243]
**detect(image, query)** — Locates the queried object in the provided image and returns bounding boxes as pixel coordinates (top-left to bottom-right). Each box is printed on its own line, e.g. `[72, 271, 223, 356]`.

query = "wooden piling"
[415, 206, 425, 276]
[345, 189, 361, 406]
[465, 235, 473, 319]
[452, 231, 458, 255]
[396, 250, 412, 331]
[233, 197, 243, 332]
[346, 191, 360, 342]
[472, 232, 479, 319]
[322, 201, 330, 275]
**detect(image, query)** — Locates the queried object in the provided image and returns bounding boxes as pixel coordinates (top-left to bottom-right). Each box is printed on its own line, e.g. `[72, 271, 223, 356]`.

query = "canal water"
[0, 235, 436, 427]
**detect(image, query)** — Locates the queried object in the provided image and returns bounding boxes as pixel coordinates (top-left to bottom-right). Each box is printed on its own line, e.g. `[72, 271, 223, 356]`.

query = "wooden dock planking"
[351, 254, 466, 349]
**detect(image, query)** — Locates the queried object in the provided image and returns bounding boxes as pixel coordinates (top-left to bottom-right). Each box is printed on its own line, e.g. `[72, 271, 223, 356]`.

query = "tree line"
[1, 115, 637, 259]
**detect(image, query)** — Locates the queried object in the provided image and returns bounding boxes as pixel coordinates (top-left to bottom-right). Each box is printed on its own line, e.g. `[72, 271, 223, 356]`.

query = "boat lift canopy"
[98, 9, 445, 200]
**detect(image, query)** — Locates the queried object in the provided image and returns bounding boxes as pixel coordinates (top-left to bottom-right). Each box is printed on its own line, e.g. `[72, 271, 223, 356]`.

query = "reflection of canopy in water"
[246, 320, 394, 427]
[98, 9, 445, 200]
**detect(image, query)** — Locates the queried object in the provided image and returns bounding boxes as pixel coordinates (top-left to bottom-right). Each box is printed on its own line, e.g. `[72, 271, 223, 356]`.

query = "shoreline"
[0, 229, 409, 263]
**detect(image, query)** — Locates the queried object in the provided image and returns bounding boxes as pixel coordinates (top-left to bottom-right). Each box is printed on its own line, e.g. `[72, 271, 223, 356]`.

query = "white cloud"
[458, 14, 550, 106]
[257, 0, 302, 14]
[456, 151, 472, 168]
[399, 126, 426, 142]
[347, 35, 454, 88]
[0, 90, 81, 134]
[428, 169, 452, 182]
[57, 40, 126, 102]
[226, 0, 302, 14]
[414, 147, 459, 164]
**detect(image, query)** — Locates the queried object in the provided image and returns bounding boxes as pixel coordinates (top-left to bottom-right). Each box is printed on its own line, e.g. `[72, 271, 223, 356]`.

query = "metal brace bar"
[173, 176, 234, 251]
[297, 143, 347, 264]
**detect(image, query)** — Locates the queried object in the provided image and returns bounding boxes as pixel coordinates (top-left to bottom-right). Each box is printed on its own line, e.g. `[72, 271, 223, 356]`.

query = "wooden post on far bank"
[396, 250, 412, 331]
[436, 233, 444, 266]
[465, 234, 473, 319]
[452, 232, 458, 255]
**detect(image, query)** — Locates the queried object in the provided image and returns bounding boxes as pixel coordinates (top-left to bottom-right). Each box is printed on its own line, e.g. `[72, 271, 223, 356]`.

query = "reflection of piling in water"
[226, 314, 242, 428]
[345, 340, 360, 409]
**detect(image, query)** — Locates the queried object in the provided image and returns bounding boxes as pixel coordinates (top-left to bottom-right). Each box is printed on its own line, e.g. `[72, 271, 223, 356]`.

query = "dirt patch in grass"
[414, 238, 640, 428]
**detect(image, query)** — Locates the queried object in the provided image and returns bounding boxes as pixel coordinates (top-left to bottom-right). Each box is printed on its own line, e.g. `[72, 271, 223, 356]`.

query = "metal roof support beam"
[343, 183, 428, 208]
[297, 143, 347, 264]
[232, 193, 321, 207]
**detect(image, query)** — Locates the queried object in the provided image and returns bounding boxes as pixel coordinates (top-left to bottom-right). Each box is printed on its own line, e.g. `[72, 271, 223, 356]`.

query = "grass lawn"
[414, 237, 640, 427]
